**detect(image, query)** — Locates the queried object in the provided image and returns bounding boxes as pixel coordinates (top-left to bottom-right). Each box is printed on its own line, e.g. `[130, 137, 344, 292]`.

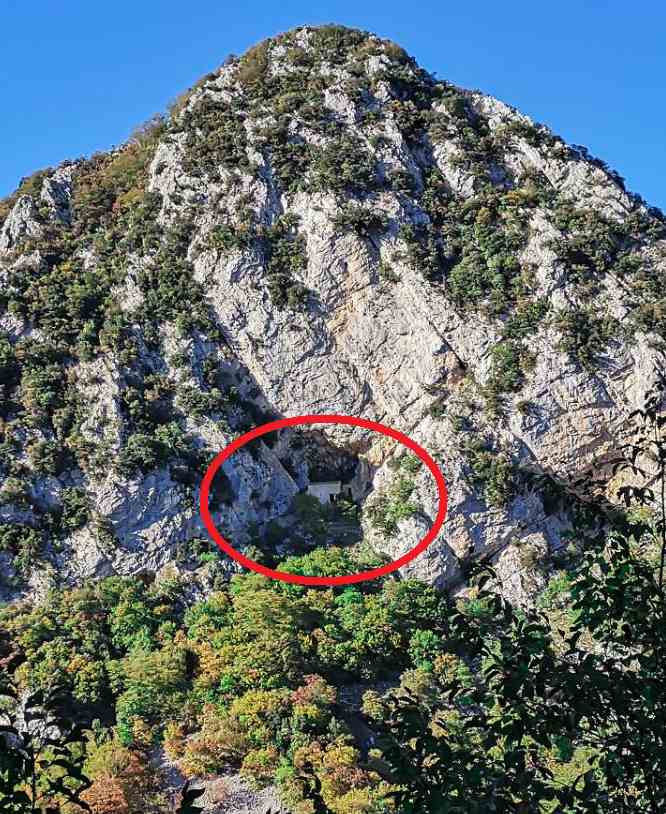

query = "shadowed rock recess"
[1, 25, 665, 606]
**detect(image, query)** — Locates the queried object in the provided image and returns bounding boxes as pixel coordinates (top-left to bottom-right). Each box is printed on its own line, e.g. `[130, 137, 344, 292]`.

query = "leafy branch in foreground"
[371, 369, 666, 813]
[0, 676, 91, 814]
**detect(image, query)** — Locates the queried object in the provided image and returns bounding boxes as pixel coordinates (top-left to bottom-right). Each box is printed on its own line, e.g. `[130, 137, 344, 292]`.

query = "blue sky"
[3, 1, 664, 208]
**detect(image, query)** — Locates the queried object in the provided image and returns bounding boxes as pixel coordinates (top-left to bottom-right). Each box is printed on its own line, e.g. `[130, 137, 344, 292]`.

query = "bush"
[309, 136, 378, 195]
[60, 486, 90, 531]
[398, 223, 451, 281]
[0, 523, 43, 561]
[366, 472, 419, 536]
[236, 40, 270, 87]
[332, 204, 388, 238]
[463, 438, 514, 508]
[179, 98, 250, 177]
[263, 215, 310, 310]
[19, 357, 66, 425]
[118, 433, 167, 476]
[554, 307, 618, 368]
[485, 341, 524, 395]
[26, 438, 66, 474]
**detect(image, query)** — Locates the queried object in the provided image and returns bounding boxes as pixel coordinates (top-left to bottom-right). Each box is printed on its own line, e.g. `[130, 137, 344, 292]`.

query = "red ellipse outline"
[199, 415, 448, 586]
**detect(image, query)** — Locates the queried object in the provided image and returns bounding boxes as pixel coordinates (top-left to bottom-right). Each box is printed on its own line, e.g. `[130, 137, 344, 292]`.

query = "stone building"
[307, 480, 353, 505]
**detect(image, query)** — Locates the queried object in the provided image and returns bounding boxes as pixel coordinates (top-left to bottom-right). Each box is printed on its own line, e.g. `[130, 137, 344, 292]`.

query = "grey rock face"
[1, 25, 664, 607]
[40, 165, 75, 224]
[0, 195, 41, 251]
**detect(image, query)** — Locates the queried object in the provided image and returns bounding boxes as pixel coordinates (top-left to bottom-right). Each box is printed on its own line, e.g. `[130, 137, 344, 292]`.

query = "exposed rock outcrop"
[1, 24, 664, 608]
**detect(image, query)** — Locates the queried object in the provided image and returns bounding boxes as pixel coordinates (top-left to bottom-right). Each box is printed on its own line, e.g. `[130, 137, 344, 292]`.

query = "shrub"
[398, 223, 451, 281]
[503, 297, 550, 340]
[0, 336, 19, 390]
[26, 438, 66, 474]
[366, 473, 419, 536]
[263, 215, 310, 310]
[309, 136, 378, 195]
[0, 523, 43, 563]
[463, 438, 514, 508]
[118, 433, 166, 475]
[0, 476, 32, 507]
[111, 646, 188, 746]
[180, 97, 250, 176]
[332, 204, 388, 238]
[59, 486, 90, 531]
[408, 629, 443, 668]
[236, 40, 270, 87]
[19, 358, 66, 425]
[206, 222, 255, 253]
[309, 25, 368, 63]
[554, 307, 618, 368]
[485, 341, 524, 395]
[240, 746, 280, 787]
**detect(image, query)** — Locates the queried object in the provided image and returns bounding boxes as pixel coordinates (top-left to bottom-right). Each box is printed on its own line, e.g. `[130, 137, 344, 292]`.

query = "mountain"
[2, 23, 666, 813]
[1, 25, 665, 607]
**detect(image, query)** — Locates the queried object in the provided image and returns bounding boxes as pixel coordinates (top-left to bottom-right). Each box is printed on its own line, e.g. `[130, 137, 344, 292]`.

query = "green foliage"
[503, 296, 550, 340]
[206, 221, 255, 253]
[136, 217, 213, 333]
[110, 646, 188, 746]
[278, 546, 383, 586]
[407, 629, 442, 669]
[17, 345, 67, 427]
[366, 471, 419, 537]
[59, 487, 90, 532]
[485, 340, 525, 395]
[4, 257, 115, 349]
[0, 524, 43, 575]
[179, 96, 250, 177]
[463, 437, 515, 508]
[264, 215, 310, 309]
[537, 570, 574, 610]
[309, 135, 378, 196]
[0, 335, 20, 390]
[549, 197, 629, 286]
[554, 306, 619, 368]
[443, 195, 530, 312]
[397, 222, 451, 281]
[118, 433, 167, 476]
[548, 197, 666, 341]
[309, 25, 369, 63]
[0, 680, 92, 813]
[374, 372, 666, 813]
[331, 204, 388, 238]
[501, 118, 560, 148]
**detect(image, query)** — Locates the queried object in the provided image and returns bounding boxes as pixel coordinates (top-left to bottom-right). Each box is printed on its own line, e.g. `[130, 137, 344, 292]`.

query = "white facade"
[307, 481, 356, 505]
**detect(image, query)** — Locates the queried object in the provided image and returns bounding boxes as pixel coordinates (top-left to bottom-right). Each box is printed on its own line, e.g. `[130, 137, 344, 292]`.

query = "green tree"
[374, 371, 666, 812]
[0, 679, 91, 813]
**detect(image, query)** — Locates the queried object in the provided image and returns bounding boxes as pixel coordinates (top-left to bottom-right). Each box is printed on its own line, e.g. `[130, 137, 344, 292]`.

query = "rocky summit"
[2, 24, 664, 603]
[1, 24, 665, 813]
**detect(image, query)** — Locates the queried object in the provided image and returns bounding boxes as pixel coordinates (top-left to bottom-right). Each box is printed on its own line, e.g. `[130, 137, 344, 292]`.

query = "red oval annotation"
[199, 414, 448, 586]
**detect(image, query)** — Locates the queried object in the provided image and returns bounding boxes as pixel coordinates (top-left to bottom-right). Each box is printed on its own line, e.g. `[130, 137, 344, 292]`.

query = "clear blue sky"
[3, 1, 664, 209]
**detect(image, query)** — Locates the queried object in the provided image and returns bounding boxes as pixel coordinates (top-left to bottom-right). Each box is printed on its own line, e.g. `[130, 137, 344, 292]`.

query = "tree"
[374, 371, 666, 812]
[0, 678, 91, 814]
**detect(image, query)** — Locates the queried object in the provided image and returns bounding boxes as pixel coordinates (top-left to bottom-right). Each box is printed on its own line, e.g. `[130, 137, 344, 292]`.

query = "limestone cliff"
[1, 24, 665, 607]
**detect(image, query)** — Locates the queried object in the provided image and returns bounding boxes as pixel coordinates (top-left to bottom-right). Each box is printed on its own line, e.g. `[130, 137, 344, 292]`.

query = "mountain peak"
[0, 23, 665, 609]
